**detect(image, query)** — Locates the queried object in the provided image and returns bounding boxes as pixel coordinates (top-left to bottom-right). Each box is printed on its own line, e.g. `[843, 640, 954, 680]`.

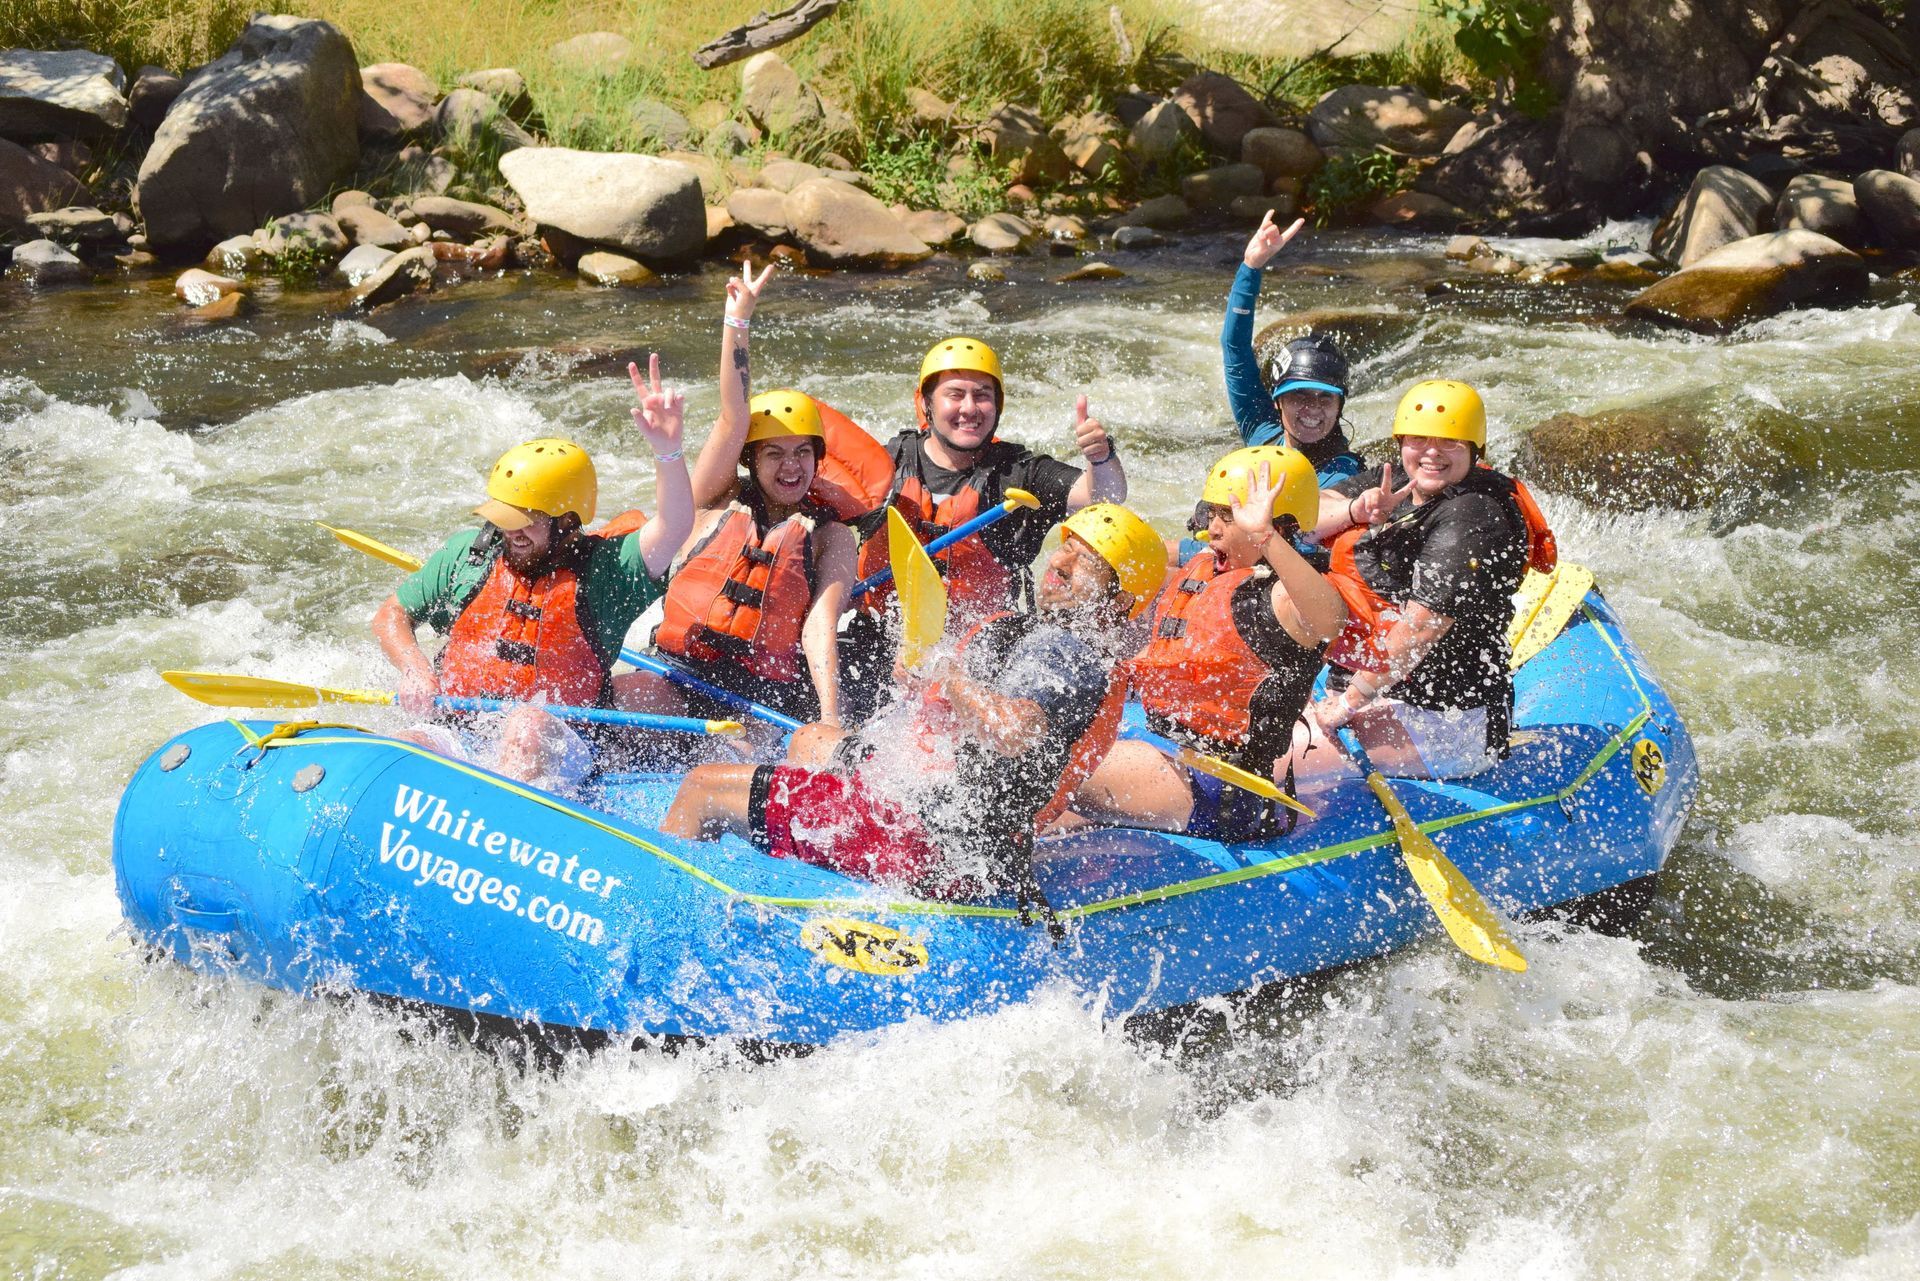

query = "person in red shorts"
[658, 504, 1167, 906]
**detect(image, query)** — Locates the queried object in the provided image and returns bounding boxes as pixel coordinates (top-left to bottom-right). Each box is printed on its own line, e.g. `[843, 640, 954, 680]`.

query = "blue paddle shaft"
[434, 696, 729, 734]
[852, 499, 1022, 597]
[614, 650, 804, 732]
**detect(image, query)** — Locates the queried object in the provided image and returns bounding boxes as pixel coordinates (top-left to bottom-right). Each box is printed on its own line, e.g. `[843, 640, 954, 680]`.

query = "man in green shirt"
[371, 356, 694, 788]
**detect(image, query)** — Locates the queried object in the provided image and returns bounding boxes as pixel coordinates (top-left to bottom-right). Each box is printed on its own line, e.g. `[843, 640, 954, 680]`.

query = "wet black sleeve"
[991, 627, 1109, 745]
[1007, 452, 1083, 523]
[1407, 492, 1524, 618]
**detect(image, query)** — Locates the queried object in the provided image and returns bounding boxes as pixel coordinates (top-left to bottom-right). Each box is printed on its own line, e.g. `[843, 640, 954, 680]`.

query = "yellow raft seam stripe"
[227, 600, 1660, 926]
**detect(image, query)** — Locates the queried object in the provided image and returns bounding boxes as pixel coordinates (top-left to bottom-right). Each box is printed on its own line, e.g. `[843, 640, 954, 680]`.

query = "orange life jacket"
[655, 501, 818, 682]
[1128, 554, 1275, 747]
[808, 402, 897, 522]
[855, 434, 1017, 622]
[1323, 464, 1554, 674]
[592, 508, 649, 537]
[923, 612, 1128, 830]
[438, 542, 607, 707]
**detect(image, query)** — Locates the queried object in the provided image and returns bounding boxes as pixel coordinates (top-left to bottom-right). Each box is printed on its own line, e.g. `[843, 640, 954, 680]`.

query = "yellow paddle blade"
[705, 720, 746, 737]
[1366, 772, 1527, 972]
[1508, 562, 1595, 670]
[162, 670, 396, 710]
[1175, 748, 1316, 818]
[316, 522, 423, 573]
[1001, 487, 1041, 511]
[888, 507, 948, 669]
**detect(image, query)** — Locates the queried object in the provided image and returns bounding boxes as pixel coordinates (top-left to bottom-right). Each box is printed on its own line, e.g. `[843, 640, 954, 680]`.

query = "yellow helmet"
[1060, 503, 1167, 619]
[1200, 445, 1320, 530]
[746, 389, 825, 445]
[1391, 380, 1486, 448]
[474, 438, 597, 530]
[919, 335, 1003, 390]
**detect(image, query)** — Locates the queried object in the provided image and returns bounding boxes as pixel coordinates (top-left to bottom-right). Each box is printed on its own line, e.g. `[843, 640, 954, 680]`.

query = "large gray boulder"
[725, 186, 789, 238]
[1241, 127, 1323, 183]
[135, 17, 361, 252]
[7, 238, 90, 284]
[0, 50, 128, 140]
[351, 243, 436, 308]
[1775, 174, 1860, 244]
[128, 66, 183, 133]
[336, 203, 411, 249]
[1171, 73, 1277, 156]
[1625, 229, 1868, 333]
[409, 194, 523, 237]
[976, 104, 1069, 186]
[1, 138, 86, 231]
[783, 177, 932, 266]
[26, 205, 120, 243]
[1308, 85, 1472, 156]
[1650, 165, 1773, 267]
[740, 52, 821, 135]
[1414, 117, 1556, 220]
[1128, 100, 1196, 164]
[498, 146, 704, 261]
[1853, 168, 1920, 247]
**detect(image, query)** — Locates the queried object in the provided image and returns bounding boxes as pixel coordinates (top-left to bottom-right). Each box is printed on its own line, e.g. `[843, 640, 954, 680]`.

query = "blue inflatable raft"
[113, 586, 1696, 1047]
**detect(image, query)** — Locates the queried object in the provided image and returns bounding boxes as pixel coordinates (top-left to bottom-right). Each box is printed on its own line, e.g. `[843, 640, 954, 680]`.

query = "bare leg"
[491, 707, 580, 785]
[1283, 707, 1430, 782]
[784, 721, 848, 767]
[660, 764, 758, 840]
[609, 669, 688, 714]
[1070, 740, 1197, 831]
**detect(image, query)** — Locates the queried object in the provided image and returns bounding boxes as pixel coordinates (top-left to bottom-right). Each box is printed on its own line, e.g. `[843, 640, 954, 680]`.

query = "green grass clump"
[0, 0, 252, 75]
[1304, 148, 1409, 225]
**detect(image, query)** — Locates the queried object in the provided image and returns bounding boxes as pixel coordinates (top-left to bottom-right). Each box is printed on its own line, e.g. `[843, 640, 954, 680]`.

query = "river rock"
[1900, 128, 1920, 179]
[1371, 192, 1467, 229]
[1853, 169, 1920, 247]
[331, 243, 392, 284]
[409, 194, 521, 237]
[1624, 229, 1868, 333]
[205, 233, 264, 273]
[577, 250, 658, 286]
[8, 238, 89, 283]
[0, 137, 85, 231]
[0, 50, 127, 140]
[783, 177, 932, 266]
[1057, 111, 1123, 178]
[978, 104, 1069, 186]
[705, 205, 735, 241]
[907, 87, 955, 131]
[173, 267, 238, 304]
[499, 147, 704, 261]
[1414, 117, 1556, 220]
[758, 159, 822, 192]
[1241, 127, 1322, 183]
[1112, 225, 1165, 249]
[901, 209, 965, 245]
[183, 290, 248, 323]
[1172, 73, 1276, 155]
[970, 212, 1032, 253]
[1650, 165, 1772, 267]
[1308, 85, 1472, 156]
[1775, 174, 1861, 244]
[392, 146, 455, 196]
[456, 68, 535, 124]
[1055, 261, 1125, 282]
[1513, 404, 1812, 514]
[1117, 193, 1188, 230]
[135, 16, 360, 252]
[335, 203, 411, 249]
[127, 66, 184, 133]
[359, 63, 437, 141]
[1182, 162, 1263, 209]
[549, 32, 633, 75]
[351, 243, 436, 308]
[740, 52, 821, 135]
[25, 205, 119, 243]
[630, 99, 692, 150]
[967, 261, 1007, 282]
[1044, 213, 1087, 241]
[1128, 100, 1196, 164]
[261, 211, 348, 262]
[725, 186, 789, 238]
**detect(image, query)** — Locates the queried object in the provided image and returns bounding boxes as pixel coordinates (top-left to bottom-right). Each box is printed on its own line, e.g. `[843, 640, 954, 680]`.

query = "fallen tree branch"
[693, 0, 842, 70]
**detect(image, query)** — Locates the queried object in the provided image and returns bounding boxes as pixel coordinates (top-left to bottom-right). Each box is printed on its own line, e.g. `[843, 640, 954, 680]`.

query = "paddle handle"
[434, 696, 741, 735]
[615, 650, 804, 732]
[852, 491, 1036, 598]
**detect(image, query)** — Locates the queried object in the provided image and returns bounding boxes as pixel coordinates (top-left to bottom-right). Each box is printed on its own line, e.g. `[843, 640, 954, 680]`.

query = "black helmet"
[1269, 335, 1349, 399]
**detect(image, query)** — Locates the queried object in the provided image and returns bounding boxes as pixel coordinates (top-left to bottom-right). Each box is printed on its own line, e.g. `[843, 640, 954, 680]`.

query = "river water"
[4, 230, 1918, 1278]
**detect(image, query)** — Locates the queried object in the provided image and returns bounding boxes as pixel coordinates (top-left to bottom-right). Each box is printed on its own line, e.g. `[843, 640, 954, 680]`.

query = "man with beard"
[660, 503, 1166, 909]
[370, 357, 694, 788]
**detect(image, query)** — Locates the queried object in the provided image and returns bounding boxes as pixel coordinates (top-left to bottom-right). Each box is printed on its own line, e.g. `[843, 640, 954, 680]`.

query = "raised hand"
[629, 352, 686, 458]
[1229, 461, 1278, 542]
[1242, 209, 1306, 270]
[397, 663, 440, 719]
[724, 258, 776, 324]
[1072, 394, 1113, 464]
[1349, 462, 1414, 527]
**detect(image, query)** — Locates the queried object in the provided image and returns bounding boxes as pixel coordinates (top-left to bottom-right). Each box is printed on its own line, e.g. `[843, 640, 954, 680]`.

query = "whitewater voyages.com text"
[375, 784, 619, 947]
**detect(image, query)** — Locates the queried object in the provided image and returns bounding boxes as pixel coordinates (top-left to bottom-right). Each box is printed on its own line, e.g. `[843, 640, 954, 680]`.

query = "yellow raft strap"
[231, 608, 1657, 927]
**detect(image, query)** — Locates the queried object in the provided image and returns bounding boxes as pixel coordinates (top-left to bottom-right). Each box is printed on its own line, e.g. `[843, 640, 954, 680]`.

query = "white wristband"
[723, 316, 749, 330]
[654, 449, 682, 462]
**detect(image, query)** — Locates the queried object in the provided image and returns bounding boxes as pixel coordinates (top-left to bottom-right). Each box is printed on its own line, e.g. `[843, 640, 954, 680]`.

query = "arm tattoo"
[730, 344, 749, 402]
